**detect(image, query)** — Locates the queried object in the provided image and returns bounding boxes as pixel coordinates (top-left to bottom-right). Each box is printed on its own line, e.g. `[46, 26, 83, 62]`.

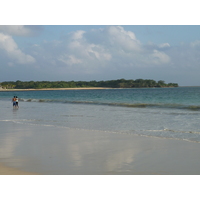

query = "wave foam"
[19, 98, 200, 111]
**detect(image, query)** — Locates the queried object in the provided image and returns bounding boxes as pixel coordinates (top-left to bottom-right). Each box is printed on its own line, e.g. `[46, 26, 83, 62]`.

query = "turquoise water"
[1, 87, 200, 108]
[1, 87, 200, 143]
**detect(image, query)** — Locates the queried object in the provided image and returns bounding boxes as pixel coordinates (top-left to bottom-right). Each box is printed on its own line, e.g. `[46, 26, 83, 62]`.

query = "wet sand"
[1, 121, 200, 175]
[0, 163, 38, 175]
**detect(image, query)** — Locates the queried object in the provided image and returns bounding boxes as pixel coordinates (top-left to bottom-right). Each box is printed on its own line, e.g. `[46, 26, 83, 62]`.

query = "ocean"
[1, 87, 200, 143]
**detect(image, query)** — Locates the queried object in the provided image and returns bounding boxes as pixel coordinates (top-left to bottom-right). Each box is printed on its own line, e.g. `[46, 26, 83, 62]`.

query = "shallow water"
[1, 87, 200, 143]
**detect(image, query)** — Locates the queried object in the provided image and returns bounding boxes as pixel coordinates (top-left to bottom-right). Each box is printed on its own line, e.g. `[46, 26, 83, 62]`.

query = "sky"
[1, 25, 200, 86]
[1, 1, 200, 86]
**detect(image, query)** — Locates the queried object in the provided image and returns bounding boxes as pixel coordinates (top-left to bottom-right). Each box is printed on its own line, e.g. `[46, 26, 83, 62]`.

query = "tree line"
[0, 79, 179, 89]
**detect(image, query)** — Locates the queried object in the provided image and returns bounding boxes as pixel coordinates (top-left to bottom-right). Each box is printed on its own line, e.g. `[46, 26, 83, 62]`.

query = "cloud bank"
[0, 33, 35, 64]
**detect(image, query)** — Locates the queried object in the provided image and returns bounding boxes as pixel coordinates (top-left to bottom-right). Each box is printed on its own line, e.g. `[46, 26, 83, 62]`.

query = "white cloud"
[107, 26, 142, 52]
[158, 43, 170, 48]
[190, 40, 200, 48]
[20, 26, 172, 78]
[84, 43, 112, 61]
[57, 26, 170, 71]
[71, 30, 85, 40]
[0, 25, 31, 36]
[56, 30, 112, 71]
[150, 50, 171, 64]
[0, 25, 42, 36]
[0, 33, 35, 64]
[58, 54, 82, 65]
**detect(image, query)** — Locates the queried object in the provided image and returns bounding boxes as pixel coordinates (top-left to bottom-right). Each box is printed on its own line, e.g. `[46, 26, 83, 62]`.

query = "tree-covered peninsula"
[0, 79, 178, 89]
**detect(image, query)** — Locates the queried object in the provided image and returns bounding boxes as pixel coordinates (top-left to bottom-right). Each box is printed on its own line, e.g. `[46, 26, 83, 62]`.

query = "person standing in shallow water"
[12, 96, 16, 108]
[15, 96, 19, 108]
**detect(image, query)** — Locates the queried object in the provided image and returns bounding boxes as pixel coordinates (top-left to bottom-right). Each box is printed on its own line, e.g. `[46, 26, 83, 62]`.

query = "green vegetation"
[0, 79, 178, 89]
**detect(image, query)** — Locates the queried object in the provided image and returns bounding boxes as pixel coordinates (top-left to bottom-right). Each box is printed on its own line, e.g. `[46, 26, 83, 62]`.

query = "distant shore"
[0, 86, 182, 92]
[0, 87, 112, 92]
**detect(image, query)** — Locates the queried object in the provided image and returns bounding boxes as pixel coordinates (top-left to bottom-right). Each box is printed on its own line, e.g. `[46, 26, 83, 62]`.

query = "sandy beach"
[0, 87, 111, 92]
[1, 120, 200, 175]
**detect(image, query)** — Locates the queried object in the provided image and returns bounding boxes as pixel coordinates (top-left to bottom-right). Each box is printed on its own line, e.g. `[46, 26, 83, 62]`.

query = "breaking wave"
[19, 98, 200, 111]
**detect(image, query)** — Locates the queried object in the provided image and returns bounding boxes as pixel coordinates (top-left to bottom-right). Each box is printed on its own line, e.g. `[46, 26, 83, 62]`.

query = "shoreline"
[0, 86, 180, 92]
[0, 87, 112, 92]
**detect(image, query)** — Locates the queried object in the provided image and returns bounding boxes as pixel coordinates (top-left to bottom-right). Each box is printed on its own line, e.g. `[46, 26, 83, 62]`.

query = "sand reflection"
[2, 121, 200, 175]
[0, 122, 140, 174]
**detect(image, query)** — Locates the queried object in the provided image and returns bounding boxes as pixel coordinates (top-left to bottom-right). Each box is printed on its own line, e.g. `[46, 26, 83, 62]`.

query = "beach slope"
[1, 121, 200, 175]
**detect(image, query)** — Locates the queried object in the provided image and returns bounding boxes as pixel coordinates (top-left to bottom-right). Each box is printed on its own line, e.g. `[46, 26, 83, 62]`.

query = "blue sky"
[1, 25, 200, 86]
[13, 25, 200, 47]
[1, 1, 200, 86]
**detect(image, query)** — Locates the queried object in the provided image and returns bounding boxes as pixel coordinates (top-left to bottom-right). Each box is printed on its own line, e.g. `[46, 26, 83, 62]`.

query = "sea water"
[1, 87, 200, 143]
